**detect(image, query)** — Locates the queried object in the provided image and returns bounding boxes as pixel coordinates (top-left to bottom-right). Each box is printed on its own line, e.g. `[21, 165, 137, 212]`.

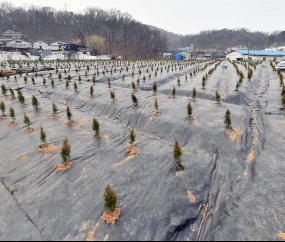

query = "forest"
[0, 2, 168, 59]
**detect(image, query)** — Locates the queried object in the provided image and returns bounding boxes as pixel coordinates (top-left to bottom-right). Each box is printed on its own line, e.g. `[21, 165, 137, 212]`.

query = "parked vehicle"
[277, 61, 285, 70]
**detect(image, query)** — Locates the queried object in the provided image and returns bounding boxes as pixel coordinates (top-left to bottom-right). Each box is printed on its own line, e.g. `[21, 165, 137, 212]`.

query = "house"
[49, 40, 69, 51]
[226, 50, 285, 61]
[1, 30, 28, 41]
[4, 38, 33, 49]
[33, 40, 50, 50]
[180, 51, 192, 59]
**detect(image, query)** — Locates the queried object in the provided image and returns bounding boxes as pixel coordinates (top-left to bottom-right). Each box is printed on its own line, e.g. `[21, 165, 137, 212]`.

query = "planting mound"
[0, 59, 284, 241]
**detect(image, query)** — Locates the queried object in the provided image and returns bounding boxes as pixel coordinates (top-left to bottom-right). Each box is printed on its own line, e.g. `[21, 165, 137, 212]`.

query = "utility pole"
[247, 42, 250, 60]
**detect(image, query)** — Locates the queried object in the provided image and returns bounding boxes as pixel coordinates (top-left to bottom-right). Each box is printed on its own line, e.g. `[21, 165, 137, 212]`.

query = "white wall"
[4, 39, 32, 48]
[226, 51, 285, 62]
[33, 42, 49, 49]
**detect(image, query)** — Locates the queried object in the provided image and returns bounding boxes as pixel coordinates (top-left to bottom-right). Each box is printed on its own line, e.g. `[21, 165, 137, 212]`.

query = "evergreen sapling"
[224, 109, 232, 129]
[9, 107, 15, 121]
[52, 103, 58, 116]
[215, 91, 221, 103]
[23, 112, 31, 129]
[0, 100, 5, 116]
[129, 126, 136, 147]
[92, 118, 100, 136]
[103, 184, 117, 212]
[187, 102, 192, 118]
[32, 95, 39, 110]
[192, 88, 196, 100]
[40, 126, 47, 145]
[173, 139, 183, 166]
[60, 138, 71, 165]
[66, 106, 73, 122]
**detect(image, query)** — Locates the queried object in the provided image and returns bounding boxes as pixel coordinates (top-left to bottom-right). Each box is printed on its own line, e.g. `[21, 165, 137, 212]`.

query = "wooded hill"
[152, 27, 285, 51]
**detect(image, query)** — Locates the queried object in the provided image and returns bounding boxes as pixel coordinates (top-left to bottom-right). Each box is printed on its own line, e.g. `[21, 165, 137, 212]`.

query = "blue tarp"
[176, 53, 183, 60]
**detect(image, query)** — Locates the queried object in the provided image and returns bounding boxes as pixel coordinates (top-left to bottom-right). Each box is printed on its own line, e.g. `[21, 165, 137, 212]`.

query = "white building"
[4, 38, 33, 48]
[226, 50, 285, 61]
[265, 46, 285, 52]
[33, 40, 50, 50]
[49, 40, 69, 51]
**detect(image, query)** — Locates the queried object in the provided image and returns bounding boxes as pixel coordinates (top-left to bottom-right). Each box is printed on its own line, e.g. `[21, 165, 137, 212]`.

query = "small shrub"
[9, 107, 15, 120]
[60, 138, 71, 165]
[32, 95, 39, 110]
[66, 105, 73, 122]
[173, 139, 183, 166]
[74, 81, 78, 92]
[131, 93, 138, 105]
[187, 102, 192, 117]
[78, 74, 81, 82]
[132, 81, 136, 91]
[18, 93, 25, 104]
[215, 91, 221, 103]
[43, 78, 46, 85]
[58, 73, 62, 80]
[129, 126, 136, 147]
[32, 77, 35, 84]
[154, 98, 158, 111]
[23, 112, 31, 128]
[51, 78, 54, 87]
[24, 76, 27, 83]
[172, 86, 176, 98]
[90, 86, 94, 96]
[281, 85, 285, 96]
[52, 103, 58, 116]
[0, 100, 5, 116]
[282, 94, 285, 108]
[1, 84, 7, 95]
[9, 88, 15, 98]
[92, 76, 96, 85]
[110, 90, 115, 101]
[40, 126, 47, 144]
[202, 80, 205, 89]
[65, 80, 69, 88]
[192, 88, 196, 100]
[235, 81, 239, 90]
[153, 81, 157, 94]
[103, 184, 117, 212]
[108, 77, 111, 87]
[177, 77, 180, 85]
[224, 109, 232, 129]
[92, 118, 100, 136]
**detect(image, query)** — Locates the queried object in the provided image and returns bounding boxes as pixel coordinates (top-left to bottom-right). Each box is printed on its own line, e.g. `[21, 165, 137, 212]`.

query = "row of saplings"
[269, 60, 285, 109]
[0, 93, 233, 226]
[13, 110, 233, 226]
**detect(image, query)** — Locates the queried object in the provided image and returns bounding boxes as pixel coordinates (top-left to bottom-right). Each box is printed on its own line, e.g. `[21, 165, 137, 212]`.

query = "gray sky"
[11, 0, 283, 35]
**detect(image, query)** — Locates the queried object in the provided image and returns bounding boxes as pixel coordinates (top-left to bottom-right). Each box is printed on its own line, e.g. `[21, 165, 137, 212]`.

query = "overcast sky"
[10, 0, 283, 35]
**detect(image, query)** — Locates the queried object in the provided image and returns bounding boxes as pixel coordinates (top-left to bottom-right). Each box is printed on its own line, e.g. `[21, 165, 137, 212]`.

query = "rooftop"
[234, 50, 285, 56]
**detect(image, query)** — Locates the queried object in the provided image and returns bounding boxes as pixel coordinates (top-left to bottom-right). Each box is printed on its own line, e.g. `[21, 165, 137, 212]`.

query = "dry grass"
[101, 208, 121, 225]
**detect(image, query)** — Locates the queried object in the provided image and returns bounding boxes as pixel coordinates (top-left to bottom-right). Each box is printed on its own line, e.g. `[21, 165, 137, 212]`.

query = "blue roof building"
[226, 50, 285, 61]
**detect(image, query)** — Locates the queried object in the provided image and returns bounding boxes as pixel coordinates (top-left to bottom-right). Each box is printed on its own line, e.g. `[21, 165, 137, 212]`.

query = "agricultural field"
[0, 58, 284, 241]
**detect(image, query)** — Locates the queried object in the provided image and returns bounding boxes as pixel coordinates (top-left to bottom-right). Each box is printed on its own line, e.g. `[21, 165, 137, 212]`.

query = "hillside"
[149, 26, 285, 51]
